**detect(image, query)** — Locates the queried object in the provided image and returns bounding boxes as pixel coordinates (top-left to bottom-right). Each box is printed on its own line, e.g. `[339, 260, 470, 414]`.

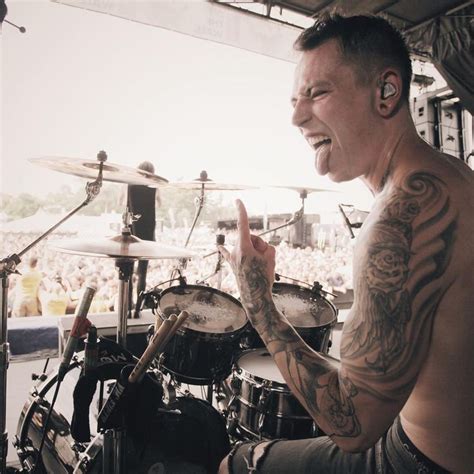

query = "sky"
[2, 1, 378, 219]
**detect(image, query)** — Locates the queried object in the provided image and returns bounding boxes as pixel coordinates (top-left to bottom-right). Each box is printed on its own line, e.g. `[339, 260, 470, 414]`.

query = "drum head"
[159, 285, 247, 334]
[238, 349, 286, 385]
[273, 283, 337, 328]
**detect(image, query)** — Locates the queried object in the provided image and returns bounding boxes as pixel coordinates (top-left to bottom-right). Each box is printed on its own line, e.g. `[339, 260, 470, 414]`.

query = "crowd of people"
[1, 225, 353, 318]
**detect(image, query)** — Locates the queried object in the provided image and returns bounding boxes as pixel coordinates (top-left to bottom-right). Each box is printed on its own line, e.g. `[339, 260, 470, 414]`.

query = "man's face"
[291, 39, 377, 183]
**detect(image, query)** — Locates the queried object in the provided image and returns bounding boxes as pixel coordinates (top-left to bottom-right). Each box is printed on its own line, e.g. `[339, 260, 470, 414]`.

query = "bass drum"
[15, 337, 134, 473]
[15, 338, 230, 473]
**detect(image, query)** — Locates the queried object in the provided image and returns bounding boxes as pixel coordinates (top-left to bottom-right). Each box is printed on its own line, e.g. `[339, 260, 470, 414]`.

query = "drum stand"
[0, 151, 106, 472]
[102, 215, 139, 473]
[170, 172, 206, 283]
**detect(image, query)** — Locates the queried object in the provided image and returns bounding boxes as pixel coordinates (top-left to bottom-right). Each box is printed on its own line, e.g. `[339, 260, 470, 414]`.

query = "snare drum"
[228, 348, 323, 441]
[242, 282, 337, 352]
[158, 285, 248, 385]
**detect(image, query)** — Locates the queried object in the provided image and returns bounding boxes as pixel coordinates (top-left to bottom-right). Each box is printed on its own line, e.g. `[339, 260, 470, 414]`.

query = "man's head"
[29, 256, 38, 268]
[294, 14, 412, 103]
[291, 14, 412, 185]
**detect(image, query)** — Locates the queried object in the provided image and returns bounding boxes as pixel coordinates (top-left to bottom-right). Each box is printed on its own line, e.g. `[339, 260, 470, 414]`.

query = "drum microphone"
[58, 286, 95, 381]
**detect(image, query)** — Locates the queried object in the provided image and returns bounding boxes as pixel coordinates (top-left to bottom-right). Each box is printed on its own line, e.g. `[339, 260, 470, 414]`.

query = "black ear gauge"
[381, 82, 396, 99]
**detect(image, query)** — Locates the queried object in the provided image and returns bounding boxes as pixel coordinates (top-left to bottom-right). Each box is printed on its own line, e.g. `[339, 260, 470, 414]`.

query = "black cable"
[32, 379, 62, 474]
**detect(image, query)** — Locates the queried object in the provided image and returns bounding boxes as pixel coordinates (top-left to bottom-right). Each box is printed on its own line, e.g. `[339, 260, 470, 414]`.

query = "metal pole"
[113, 430, 126, 474]
[116, 260, 134, 349]
[0, 276, 9, 473]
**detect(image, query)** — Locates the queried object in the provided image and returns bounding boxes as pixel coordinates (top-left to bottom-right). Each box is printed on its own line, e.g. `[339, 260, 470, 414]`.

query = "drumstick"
[158, 311, 189, 351]
[128, 317, 175, 384]
[154, 316, 163, 333]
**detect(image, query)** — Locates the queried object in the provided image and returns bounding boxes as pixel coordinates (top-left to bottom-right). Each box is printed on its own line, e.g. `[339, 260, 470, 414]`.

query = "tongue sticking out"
[314, 140, 331, 176]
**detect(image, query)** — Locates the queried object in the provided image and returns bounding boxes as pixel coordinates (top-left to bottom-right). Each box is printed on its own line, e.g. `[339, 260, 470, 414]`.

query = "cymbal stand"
[170, 172, 207, 283]
[115, 209, 136, 349]
[196, 234, 225, 289]
[0, 150, 107, 472]
[203, 190, 307, 260]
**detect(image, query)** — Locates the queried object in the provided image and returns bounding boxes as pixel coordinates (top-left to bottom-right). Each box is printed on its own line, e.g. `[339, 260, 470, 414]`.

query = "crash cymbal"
[271, 185, 338, 195]
[165, 170, 256, 191]
[30, 156, 169, 186]
[48, 234, 195, 260]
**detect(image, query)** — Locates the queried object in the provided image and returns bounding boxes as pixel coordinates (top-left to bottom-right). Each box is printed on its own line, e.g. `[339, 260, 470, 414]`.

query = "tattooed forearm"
[288, 347, 361, 438]
[238, 256, 301, 353]
[342, 172, 457, 382]
[238, 254, 362, 437]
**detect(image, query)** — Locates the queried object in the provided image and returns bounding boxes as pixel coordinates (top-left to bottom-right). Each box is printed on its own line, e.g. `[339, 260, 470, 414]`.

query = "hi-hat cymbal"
[48, 234, 195, 260]
[30, 156, 169, 186]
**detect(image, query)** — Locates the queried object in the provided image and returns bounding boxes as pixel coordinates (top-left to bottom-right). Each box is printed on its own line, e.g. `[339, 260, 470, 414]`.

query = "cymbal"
[30, 156, 169, 186]
[48, 234, 195, 260]
[164, 170, 256, 191]
[270, 185, 338, 194]
[167, 180, 257, 191]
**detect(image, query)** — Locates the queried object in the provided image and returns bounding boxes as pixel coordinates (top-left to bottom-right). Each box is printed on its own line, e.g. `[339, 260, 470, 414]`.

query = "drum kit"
[0, 151, 339, 473]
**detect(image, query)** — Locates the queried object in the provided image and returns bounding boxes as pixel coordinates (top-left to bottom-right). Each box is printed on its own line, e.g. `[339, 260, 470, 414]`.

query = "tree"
[0, 193, 41, 219]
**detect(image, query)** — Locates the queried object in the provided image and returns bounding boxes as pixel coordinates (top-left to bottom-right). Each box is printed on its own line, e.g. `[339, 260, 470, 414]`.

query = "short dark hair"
[294, 14, 412, 102]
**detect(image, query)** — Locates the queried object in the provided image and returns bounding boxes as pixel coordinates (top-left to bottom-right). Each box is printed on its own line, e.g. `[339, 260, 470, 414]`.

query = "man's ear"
[375, 69, 403, 118]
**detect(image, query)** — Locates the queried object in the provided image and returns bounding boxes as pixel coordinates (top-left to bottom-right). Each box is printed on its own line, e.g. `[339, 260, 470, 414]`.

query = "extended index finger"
[235, 199, 252, 246]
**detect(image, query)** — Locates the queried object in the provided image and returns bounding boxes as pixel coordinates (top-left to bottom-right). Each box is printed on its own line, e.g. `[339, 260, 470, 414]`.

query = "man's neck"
[361, 113, 416, 195]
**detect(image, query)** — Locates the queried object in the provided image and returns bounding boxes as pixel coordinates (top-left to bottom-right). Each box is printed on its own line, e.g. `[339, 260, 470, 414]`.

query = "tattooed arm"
[221, 176, 456, 451]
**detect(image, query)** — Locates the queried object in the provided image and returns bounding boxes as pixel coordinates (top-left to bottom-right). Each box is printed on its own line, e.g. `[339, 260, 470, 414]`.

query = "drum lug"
[230, 376, 241, 395]
[163, 379, 177, 405]
[14, 439, 37, 472]
[227, 395, 238, 413]
[257, 413, 265, 440]
[256, 382, 270, 411]
[31, 372, 47, 382]
[75, 453, 92, 472]
[256, 383, 271, 439]
[72, 442, 87, 455]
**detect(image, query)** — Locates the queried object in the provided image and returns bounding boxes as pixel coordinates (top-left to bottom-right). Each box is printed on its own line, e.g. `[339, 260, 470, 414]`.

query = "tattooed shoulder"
[341, 172, 457, 384]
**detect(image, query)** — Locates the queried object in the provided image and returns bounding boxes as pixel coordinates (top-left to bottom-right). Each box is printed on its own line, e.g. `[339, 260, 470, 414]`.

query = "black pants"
[227, 417, 450, 473]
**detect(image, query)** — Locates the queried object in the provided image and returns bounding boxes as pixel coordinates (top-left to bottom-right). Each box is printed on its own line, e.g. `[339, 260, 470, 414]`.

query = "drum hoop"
[17, 358, 83, 445]
[235, 396, 313, 420]
[158, 284, 248, 335]
[235, 349, 290, 389]
[235, 368, 289, 391]
[272, 282, 338, 328]
[159, 284, 243, 306]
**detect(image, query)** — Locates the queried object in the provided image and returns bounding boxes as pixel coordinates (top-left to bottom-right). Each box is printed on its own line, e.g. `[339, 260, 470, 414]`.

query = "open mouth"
[308, 136, 331, 150]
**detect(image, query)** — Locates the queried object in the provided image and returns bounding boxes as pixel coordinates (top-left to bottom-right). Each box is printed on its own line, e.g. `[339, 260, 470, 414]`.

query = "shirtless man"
[218, 14, 473, 474]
